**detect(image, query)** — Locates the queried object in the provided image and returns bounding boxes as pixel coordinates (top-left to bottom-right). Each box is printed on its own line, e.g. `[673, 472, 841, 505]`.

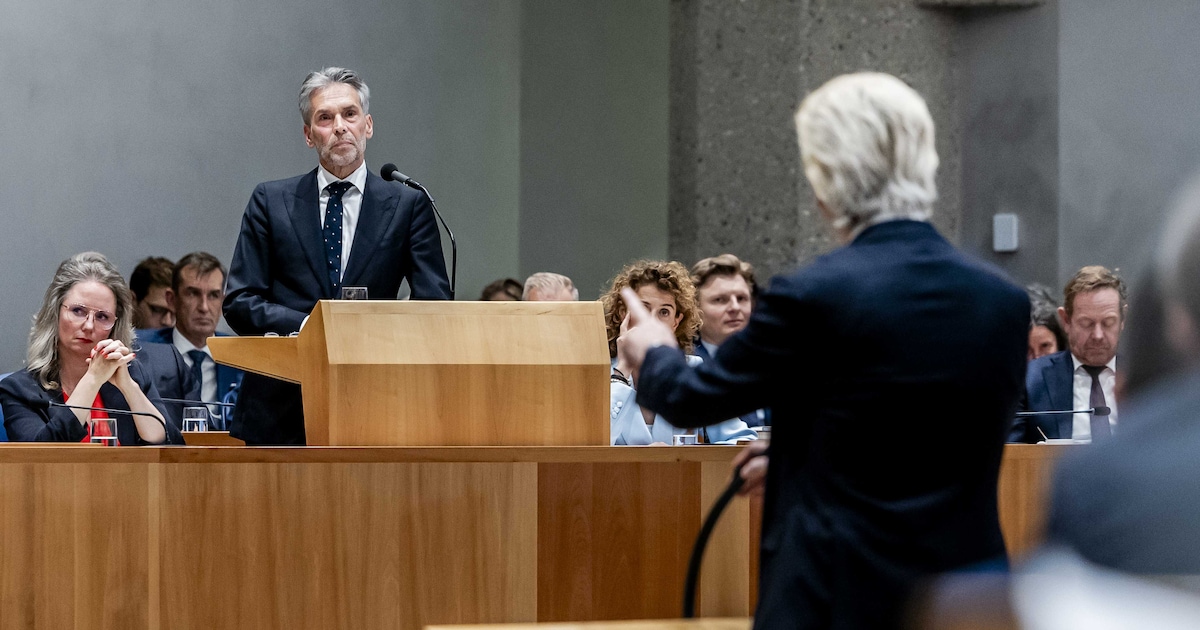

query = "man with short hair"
[1047, 176, 1200, 575]
[142, 252, 244, 429]
[690, 254, 769, 426]
[1009, 266, 1126, 443]
[617, 72, 1029, 629]
[224, 67, 451, 445]
[130, 256, 175, 330]
[522, 272, 578, 301]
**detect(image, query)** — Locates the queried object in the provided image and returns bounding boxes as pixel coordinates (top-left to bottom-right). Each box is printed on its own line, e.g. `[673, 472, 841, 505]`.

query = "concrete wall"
[958, 3, 1060, 287]
[669, 0, 963, 280]
[518, 0, 669, 299]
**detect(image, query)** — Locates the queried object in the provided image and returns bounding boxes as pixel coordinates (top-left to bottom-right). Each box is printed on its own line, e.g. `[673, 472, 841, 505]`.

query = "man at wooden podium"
[617, 72, 1029, 629]
[224, 67, 451, 445]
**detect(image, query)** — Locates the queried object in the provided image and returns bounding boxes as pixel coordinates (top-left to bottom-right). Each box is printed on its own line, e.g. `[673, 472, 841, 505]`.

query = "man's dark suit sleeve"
[224, 183, 309, 335]
[637, 276, 806, 426]
[404, 190, 452, 300]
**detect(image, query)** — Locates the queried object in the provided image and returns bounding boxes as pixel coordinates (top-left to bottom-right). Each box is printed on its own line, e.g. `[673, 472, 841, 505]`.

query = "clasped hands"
[86, 339, 136, 386]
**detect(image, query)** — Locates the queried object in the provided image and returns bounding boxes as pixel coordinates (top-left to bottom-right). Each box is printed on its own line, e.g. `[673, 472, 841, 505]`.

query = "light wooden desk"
[0, 443, 1069, 630]
[0, 445, 753, 630]
[427, 619, 752, 630]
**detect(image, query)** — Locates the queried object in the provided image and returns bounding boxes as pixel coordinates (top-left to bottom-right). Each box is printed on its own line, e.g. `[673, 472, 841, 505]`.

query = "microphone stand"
[47, 400, 173, 444]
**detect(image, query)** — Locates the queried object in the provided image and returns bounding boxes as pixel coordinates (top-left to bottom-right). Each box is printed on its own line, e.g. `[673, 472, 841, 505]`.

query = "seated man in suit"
[130, 256, 175, 332]
[690, 254, 769, 426]
[141, 252, 243, 430]
[1009, 266, 1127, 443]
[1047, 175, 1200, 575]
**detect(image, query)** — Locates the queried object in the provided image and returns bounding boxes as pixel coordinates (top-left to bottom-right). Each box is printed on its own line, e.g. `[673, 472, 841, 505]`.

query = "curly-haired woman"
[600, 260, 756, 445]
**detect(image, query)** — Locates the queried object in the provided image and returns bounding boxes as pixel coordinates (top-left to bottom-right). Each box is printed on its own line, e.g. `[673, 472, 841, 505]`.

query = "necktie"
[1082, 365, 1111, 441]
[323, 181, 353, 292]
[188, 350, 207, 399]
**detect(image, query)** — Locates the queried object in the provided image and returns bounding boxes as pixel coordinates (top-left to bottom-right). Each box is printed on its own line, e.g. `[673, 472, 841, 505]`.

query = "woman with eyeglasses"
[0, 252, 182, 444]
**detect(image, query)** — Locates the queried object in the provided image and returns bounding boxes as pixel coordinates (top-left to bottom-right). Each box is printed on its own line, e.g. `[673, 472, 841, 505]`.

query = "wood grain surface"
[209, 301, 611, 446]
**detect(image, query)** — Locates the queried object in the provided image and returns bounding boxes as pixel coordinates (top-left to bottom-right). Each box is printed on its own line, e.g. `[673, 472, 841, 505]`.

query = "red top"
[68, 392, 112, 443]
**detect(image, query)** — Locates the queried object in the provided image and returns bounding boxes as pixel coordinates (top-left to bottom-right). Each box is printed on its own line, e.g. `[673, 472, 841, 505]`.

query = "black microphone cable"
[682, 462, 747, 618]
[41, 400, 173, 444]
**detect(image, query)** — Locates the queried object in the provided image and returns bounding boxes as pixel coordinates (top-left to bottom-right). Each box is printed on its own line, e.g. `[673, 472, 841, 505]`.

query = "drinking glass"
[89, 417, 118, 446]
[182, 407, 210, 432]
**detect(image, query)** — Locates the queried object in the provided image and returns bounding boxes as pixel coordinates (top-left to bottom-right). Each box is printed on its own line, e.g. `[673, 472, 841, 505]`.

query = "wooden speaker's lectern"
[208, 300, 610, 446]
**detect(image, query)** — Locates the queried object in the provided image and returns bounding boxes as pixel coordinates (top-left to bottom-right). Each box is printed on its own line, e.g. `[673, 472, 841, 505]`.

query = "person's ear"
[165, 289, 176, 310]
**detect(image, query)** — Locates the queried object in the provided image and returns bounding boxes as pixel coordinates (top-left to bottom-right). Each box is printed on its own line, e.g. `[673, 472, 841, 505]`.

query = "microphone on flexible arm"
[159, 398, 235, 409]
[33, 400, 174, 444]
[380, 163, 457, 300]
[1014, 406, 1111, 417]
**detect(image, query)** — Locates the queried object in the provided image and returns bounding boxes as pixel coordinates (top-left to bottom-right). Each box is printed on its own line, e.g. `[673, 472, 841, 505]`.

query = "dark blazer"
[0, 363, 184, 445]
[635, 221, 1030, 630]
[129, 339, 200, 429]
[693, 341, 770, 427]
[137, 327, 243, 405]
[1048, 367, 1200, 572]
[223, 168, 451, 444]
[1008, 350, 1076, 442]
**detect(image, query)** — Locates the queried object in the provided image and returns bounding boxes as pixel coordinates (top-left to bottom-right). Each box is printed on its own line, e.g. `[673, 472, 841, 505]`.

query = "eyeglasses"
[62, 304, 118, 331]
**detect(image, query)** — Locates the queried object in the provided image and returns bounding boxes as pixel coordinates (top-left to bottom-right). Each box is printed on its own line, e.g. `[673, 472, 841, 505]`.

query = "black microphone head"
[1092, 405, 1111, 417]
[380, 163, 408, 183]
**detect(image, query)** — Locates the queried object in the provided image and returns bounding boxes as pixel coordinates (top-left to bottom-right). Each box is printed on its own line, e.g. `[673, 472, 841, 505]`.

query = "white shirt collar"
[316, 161, 368, 194]
[1071, 353, 1117, 373]
[171, 327, 210, 357]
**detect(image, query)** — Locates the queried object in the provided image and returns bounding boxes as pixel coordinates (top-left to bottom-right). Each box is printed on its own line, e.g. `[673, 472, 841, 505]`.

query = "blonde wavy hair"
[600, 260, 700, 358]
[27, 252, 135, 390]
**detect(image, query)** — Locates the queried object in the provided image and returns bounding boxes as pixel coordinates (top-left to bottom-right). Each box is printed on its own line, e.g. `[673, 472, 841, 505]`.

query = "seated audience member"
[0, 252, 182, 445]
[1047, 174, 1200, 577]
[1026, 283, 1068, 361]
[130, 342, 198, 430]
[523, 272, 578, 301]
[1009, 266, 1127, 443]
[601, 260, 756, 445]
[140, 252, 243, 430]
[479, 278, 523, 301]
[130, 256, 176, 331]
[691, 254, 770, 426]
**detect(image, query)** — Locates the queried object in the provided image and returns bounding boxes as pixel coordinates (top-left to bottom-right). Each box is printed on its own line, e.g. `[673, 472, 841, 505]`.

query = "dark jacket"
[0, 362, 184, 445]
[636, 220, 1030, 629]
[223, 168, 451, 444]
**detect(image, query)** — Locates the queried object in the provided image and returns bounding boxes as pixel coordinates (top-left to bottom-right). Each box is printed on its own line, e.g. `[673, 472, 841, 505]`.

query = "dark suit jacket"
[693, 341, 770, 427]
[1048, 367, 1200, 572]
[223, 168, 451, 444]
[0, 363, 184, 445]
[129, 339, 200, 429]
[636, 220, 1030, 630]
[1008, 350, 1076, 442]
[138, 327, 244, 408]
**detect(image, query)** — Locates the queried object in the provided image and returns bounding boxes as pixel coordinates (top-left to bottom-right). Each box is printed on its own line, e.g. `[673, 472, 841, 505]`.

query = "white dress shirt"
[316, 161, 368, 281]
[172, 328, 217, 403]
[1071, 354, 1118, 441]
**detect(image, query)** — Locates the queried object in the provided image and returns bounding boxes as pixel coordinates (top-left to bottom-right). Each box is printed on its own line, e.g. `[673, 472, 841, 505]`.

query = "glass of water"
[340, 286, 368, 300]
[182, 407, 210, 432]
[89, 417, 118, 446]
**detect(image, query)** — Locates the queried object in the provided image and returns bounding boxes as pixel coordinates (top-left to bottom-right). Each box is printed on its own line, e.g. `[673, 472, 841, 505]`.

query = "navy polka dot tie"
[323, 181, 353, 292]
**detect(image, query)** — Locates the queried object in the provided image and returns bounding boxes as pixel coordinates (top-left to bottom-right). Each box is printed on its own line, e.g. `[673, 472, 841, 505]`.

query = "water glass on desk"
[182, 407, 209, 432]
[89, 417, 118, 446]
